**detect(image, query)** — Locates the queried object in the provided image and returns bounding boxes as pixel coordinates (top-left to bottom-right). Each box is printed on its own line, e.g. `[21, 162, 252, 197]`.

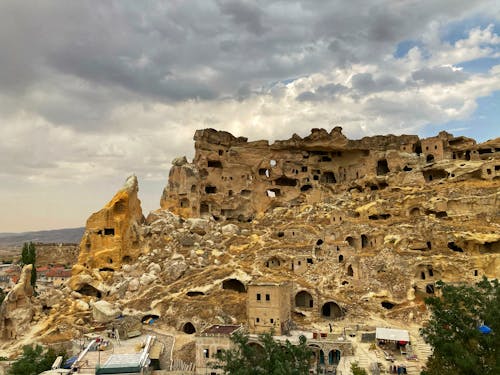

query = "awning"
[376, 328, 410, 342]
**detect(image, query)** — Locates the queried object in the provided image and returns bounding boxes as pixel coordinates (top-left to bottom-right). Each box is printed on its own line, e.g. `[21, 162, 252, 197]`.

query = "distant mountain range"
[0, 227, 85, 248]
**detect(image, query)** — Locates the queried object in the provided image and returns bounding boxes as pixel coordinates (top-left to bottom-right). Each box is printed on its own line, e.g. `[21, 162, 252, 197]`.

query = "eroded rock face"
[14, 127, 500, 354]
[70, 175, 144, 290]
[0, 265, 34, 340]
[161, 127, 497, 222]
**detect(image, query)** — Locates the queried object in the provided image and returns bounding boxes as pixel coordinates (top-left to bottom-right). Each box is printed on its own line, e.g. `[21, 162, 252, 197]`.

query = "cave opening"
[295, 291, 314, 308]
[381, 301, 395, 309]
[448, 242, 464, 252]
[222, 279, 246, 293]
[182, 322, 196, 334]
[377, 159, 390, 176]
[321, 301, 343, 319]
[275, 176, 298, 186]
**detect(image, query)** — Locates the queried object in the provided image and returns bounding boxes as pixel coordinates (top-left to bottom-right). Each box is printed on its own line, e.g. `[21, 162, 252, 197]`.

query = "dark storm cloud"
[351, 73, 406, 94]
[297, 83, 348, 101]
[0, 0, 496, 131]
[412, 66, 468, 84]
[218, 0, 268, 35]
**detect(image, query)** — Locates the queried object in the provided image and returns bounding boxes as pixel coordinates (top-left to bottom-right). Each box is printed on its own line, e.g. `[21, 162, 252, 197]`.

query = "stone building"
[195, 324, 242, 375]
[247, 282, 291, 335]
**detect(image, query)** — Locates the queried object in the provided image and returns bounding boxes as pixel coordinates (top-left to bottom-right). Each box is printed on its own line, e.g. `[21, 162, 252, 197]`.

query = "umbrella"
[478, 325, 492, 334]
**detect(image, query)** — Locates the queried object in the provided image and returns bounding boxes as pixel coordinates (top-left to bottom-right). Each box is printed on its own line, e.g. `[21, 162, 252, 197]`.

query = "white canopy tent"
[376, 328, 410, 343]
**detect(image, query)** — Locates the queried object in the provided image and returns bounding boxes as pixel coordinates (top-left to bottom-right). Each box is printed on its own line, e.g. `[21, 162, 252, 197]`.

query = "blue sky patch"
[394, 40, 427, 59]
[422, 91, 500, 142]
[440, 17, 499, 45]
[457, 57, 500, 73]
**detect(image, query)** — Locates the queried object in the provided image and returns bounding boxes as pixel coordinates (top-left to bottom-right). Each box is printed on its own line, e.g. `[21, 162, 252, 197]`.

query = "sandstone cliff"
[70, 175, 144, 293]
[2, 128, 499, 357]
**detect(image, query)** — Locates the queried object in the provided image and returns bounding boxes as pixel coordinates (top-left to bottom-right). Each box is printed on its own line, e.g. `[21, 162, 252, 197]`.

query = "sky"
[1, 0, 499, 232]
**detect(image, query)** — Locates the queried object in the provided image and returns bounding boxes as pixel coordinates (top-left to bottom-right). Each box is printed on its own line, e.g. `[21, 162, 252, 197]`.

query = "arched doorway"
[182, 322, 196, 334]
[295, 291, 314, 308]
[346, 236, 355, 248]
[321, 301, 343, 319]
[222, 278, 246, 292]
[328, 350, 341, 365]
[409, 207, 420, 216]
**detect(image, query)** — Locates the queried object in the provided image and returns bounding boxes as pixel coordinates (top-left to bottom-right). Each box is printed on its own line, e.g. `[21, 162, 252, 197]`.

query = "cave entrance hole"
[186, 291, 205, 297]
[381, 301, 395, 309]
[321, 301, 343, 319]
[222, 278, 246, 293]
[295, 291, 314, 308]
[182, 322, 196, 334]
[142, 314, 160, 324]
[377, 159, 390, 175]
[77, 284, 102, 298]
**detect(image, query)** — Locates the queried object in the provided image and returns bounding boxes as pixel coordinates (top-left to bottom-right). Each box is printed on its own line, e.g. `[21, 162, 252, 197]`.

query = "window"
[256, 293, 261, 301]
[256, 317, 260, 323]
[270, 318, 274, 323]
[204, 349, 209, 358]
[265, 294, 270, 301]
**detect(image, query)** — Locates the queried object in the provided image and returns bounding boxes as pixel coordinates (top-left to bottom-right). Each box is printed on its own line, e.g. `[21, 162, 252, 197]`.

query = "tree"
[350, 362, 368, 375]
[28, 242, 37, 288]
[19, 242, 37, 289]
[7, 344, 66, 375]
[20, 242, 29, 266]
[420, 278, 499, 375]
[212, 331, 312, 375]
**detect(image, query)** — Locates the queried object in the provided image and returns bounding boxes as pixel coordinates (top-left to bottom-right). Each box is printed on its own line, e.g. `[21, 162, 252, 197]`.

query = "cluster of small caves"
[164, 128, 500, 222]
[61, 128, 500, 350]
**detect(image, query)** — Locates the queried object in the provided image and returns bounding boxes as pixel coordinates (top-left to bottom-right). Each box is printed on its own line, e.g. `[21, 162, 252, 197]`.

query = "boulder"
[222, 224, 240, 236]
[92, 300, 121, 323]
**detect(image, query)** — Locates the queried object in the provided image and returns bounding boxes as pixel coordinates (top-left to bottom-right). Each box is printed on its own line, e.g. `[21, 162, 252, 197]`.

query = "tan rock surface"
[0, 265, 34, 340]
[70, 175, 144, 290]
[3, 127, 499, 363]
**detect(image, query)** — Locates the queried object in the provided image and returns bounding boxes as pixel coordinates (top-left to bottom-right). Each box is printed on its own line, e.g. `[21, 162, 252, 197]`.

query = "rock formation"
[160, 128, 498, 222]
[0, 265, 34, 340]
[70, 175, 144, 293]
[3, 127, 499, 361]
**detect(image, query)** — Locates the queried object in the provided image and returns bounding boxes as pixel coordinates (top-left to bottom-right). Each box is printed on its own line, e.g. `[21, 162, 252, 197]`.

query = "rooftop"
[201, 325, 241, 335]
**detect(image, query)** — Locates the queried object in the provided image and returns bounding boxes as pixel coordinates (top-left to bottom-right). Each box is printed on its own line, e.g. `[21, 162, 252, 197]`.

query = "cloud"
[297, 83, 348, 101]
[412, 66, 468, 84]
[0, 0, 500, 231]
[351, 73, 406, 94]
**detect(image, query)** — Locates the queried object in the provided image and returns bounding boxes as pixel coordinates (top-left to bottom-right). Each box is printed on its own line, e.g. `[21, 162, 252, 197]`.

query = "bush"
[7, 344, 66, 375]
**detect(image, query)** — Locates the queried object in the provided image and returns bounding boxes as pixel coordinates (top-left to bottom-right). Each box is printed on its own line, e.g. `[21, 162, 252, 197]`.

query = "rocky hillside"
[0, 127, 499, 354]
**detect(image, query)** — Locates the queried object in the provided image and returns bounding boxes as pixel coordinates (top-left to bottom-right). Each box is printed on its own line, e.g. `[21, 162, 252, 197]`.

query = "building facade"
[247, 282, 291, 335]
